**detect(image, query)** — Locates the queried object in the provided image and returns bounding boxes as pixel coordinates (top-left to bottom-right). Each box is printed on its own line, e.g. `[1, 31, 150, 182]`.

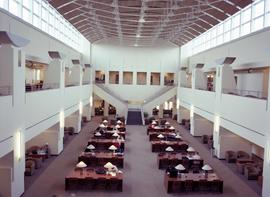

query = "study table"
[78, 151, 124, 168]
[151, 141, 188, 152]
[65, 168, 123, 191]
[92, 131, 126, 139]
[149, 132, 180, 141]
[88, 139, 125, 151]
[157, 153, 204, 169]
[147, 127, 175, 135]
[164, 172, 223, 193]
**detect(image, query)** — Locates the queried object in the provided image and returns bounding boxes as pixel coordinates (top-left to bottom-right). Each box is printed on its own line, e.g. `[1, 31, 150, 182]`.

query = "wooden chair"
[199, 179, 209, 192]
[184, 180, 193, 192]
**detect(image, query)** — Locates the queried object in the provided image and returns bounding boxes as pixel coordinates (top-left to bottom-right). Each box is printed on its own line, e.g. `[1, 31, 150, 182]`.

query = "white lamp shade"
[100, 123, 106, 128]
[187, 147, 195, 152]
[154, 126, 161, 129]
[169, 126, 175, 130]
[108, 145, 118, 151]
[76, 161, 87, 168]
[175, 134, 182, 139]
[193, 154, 201, 159]
[202, 164, 212, 171]
[165, 146, 174, 152]
[117, 120, 122, 124]
[175, 164, 186, 171]
[103, 120, 108, 123]
[165, 121, 170, 125]
[152, 120, 157, 125]
[157, 134, 165, 138]
[104, 162, 114, 169]
[94, 132, 102, 136]
[87, 144, 95, 150]
[112, 132, 119, 137]
[115, 125, 121, 128]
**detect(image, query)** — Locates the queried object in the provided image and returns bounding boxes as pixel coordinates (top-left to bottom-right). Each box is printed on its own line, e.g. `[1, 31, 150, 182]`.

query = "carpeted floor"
[22, 117, 260, 197]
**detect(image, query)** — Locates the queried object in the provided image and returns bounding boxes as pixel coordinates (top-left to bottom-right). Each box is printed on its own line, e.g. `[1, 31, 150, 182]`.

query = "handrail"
[223, 88, 267, 100]
[143, 85, 176, 104]
[25, 83, 59, 92]
[95, 83, 127, 103]
[0, 86, 12, 96]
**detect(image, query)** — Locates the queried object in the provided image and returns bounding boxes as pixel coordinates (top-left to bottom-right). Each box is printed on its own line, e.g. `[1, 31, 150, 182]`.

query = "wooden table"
[151, 141, 188, 152]
[158, 153, 204, 169]
[65, 168, 123, 191]
[88, 139, 125, 151]
[149, 132, 180, 141]
[164, 172, 223, 193]
[92, 131, 126, 139]
[147, 127, 175, 135]
[78, 151, 124, 168]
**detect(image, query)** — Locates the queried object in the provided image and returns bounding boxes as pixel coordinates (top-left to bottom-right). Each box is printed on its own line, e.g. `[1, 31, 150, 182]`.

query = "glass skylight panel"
[232, 14, 240, 28]
[266, 13, 270, 27]
[253, 16, 264, 31]
[224, 31, 230, 42]
[23, 0, 31, 9]
[9, 0, 19, 17]
[253, 1, 264, 18]
[33, 0, 40, 15]
[0, 0, 8, 9]
[217, 24, 223, 35]
[231, 27, 240, 39]
[33, 14, 40, 28]
[241, 8, 251, 24]
[241, 22, 251, 36]
[22, 7, 31, 23]
[224, 19, 231, 32]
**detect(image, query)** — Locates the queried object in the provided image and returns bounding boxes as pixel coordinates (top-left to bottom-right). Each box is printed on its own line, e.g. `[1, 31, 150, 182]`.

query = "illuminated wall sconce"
[60, 110, 65, 128]
[214, 115, 220, 133]
[15, 130, 22, 161]
[176, 99, 180, 110]
[90, 96, 93, 107]
[79, 101, 83, 115]
[190, 105, 194, 118]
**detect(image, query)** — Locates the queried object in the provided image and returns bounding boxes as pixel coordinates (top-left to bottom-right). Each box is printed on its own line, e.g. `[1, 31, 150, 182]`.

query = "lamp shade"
[169, 126, 175, 130]
[152, 120, 157, 125]
[187, 147, 195, 152]
[103, 120, 108, 123]
[175, 164, 186, 171]
[157, 134, 165, 139]
[76, 161, 87, 168]
[117, 120, 122, 124]
[100, 123, 106, 128]
[165, 121, 170, 125]
[175, 134, 182, 139]
[115, 125, 121, 129]
[202, 164, 212, 171]
[193, 154, 201, 159]
[112, 132, 119, 137]
[94, 132, 102, 136]
[86, 144, 95, 150]
[154, 126, 161, 129]
[104, 162, 114, 169]
[165, 146, 174, 152]
[108, 145, 118, 151]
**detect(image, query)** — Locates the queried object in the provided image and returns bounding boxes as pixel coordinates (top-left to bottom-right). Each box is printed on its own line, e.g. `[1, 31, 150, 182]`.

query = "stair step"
[127, 111, 142, 125]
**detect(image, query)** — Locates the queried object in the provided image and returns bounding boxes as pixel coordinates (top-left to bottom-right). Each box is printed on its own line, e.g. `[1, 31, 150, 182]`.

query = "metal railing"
[143, 85, 176, 104]
[95, 83, 127, 103]
[223, 88, 267, 100]
[25, 83, 60, 92]
[0, 86, 12, 96]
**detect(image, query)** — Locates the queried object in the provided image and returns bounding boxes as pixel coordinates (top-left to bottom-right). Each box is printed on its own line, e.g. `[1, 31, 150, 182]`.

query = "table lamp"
[187, 146, 195, 154]
[104, 162, 114, 171]
[202, 164, 212, 178]
[154, 126, 161, 129]
[157, 134, 165, 139]
[115, 124, 121, 129]
[86, 144, 95, 152]
[108, 145, 118, 154]
[112, 132, 119, 137]
[175, 134, 182, 139]
[165, 121, 170, 125]
[94, 131, 102, 137]
[193, 154, 201, 160]
[152, 120, 157, 125]
[103, 119, 108, 124]
[76, 161, 87, 175]
[175, 164, 186, 177]
[165, 146, 174, 152]
[169, 126, 175, 130]
[99, 123, 106, 128]
[117, 120, 122, 124]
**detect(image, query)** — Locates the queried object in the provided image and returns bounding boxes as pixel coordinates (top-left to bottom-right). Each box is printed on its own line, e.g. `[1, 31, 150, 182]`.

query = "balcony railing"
[0, 86, 12, 96]
[95, 79, 105, 84]
[180, 83, 192, 88]
[65, 82, 80, 87]
[82, 81, 91, 85]
[25, 83, 60, 92]
[223, 88, 267, 100]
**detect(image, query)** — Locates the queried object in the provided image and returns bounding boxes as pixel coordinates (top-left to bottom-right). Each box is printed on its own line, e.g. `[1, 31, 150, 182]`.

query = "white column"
[119, 71, 123, 85]
[190, 105, 195, 135]
[133, 72, 136, 85]
[104, 101, 109, 117]
[159, 104, 164, 119]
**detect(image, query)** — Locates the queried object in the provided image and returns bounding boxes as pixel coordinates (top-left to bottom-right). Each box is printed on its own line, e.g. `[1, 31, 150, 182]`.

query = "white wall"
[91, 40, 180, 101]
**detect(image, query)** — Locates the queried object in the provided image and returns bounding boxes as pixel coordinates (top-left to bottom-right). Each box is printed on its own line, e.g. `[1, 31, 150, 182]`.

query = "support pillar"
[159, 104, 164, 119]
[262, 137, 270, 197]
[65, 111, 81, 133]
[104, 101, 109, 117]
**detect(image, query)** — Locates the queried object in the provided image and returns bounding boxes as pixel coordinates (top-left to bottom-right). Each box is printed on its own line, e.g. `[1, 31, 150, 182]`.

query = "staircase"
[127, 109, 143, 125]
[93, 84, 128, 117]
[142, 86, 177, 115]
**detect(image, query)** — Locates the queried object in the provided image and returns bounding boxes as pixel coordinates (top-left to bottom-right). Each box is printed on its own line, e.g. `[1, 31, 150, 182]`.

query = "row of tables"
[147, 120, 223, 193]
[65, 119, 125, 192]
